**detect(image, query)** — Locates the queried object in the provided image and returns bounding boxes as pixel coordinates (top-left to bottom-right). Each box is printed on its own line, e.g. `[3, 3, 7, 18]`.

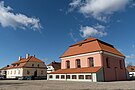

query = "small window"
[37, 64, 39, 67]
[72, 75, 76, 79]
[106, 58, 110, 68]
[79, 75, 84, 79]
[56, 75, 59, 79]
[18, 70, 20, 74]
[32, 64, 34, 67]
[66, 61, 70, 69]
[66, 75, 70, 79]
[49, 75, 53, 78]
[14, 70, 16, 74]
[41, 70, 43, 75]
[11, 71, 12, 74]
[76, 59, 81, 68]
[85, 75, 92, 79]
[119, 60, 123, 69]
[88, 57, 94, 67]
[61, 75, 65, 79]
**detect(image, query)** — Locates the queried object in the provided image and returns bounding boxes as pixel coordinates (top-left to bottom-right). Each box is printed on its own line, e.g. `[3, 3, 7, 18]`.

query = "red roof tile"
[50, 67, 101, 74]
[127, 66, 135, 72]
[60, 37, 124, 58]
[6, 56, 44, 69]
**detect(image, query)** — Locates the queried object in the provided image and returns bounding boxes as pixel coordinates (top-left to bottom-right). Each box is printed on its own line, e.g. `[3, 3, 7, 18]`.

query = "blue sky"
[0, 0, 135, 68]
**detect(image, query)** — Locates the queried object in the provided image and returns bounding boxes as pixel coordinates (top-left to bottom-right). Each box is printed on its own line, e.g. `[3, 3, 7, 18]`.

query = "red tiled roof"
[127, 66, 135, 72]
[6, 56, 44, 69]
[60, 37, 124, 58]
[50, 67, 101, 74]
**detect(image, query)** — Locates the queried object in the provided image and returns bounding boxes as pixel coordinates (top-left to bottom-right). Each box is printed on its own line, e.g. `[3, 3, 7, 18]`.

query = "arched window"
[88, 57, 94, 67]
[76, 59, 81, 68]
[32, 64, 34, 67]
[66, 61, 70, 69]
[37, 64, 40, 67]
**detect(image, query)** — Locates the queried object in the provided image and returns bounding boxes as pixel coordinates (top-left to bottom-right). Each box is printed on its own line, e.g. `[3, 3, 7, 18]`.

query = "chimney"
[18, 56, 22, 60]
[33, 55, 35, 57]
[26, 54, 30, 59]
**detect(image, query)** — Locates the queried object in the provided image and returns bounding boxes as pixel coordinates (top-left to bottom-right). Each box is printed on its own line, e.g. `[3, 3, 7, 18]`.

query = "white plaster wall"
[48, 73, 96, 82]
[129, 72, 135, 77]
[6, 68, 23, 78]
[47, 66, 55, 73]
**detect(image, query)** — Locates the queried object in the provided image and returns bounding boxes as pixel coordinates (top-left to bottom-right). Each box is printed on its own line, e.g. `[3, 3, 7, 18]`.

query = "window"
[18, 70, 20, 74]
[119, 60, 123, 69]
[61, 75, 65, 79]
[49, 75, 53, 78]
[106, 58, 110, 68]
[72, 75, 76, 79]
[32, 64, 34, 67]
[56, 75, 59, 79]
[37, 64, 39, 67]
[66, 61, 70, 68]
[88, 57, 94, 67]
[27, 70, 30, 75]
[66, 75, 70, 79]
[14, 70, 16, 74]
[76, 59, 81, 68]
[11, 71, 12, 75]
[41, 70, 43, 75]
[79, 75, 84, 79]
[85, 75, 92, 79]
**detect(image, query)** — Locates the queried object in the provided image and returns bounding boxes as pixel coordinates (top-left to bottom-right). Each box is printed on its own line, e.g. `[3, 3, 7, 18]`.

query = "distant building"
[0, 66, 7, 78]
[48, 37, 127, 82]
[5, 54, 47, 79]
[47, 61, 61, 73]
[127, 66, 135, 78]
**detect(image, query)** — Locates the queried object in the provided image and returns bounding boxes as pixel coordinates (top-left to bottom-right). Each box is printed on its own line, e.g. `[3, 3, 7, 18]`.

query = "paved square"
[0, 80, 135, 90]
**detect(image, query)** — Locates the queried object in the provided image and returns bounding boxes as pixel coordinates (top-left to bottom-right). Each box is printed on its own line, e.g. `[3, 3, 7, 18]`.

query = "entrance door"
[114, 67, 117, 80]
[34, 70, 37, 77]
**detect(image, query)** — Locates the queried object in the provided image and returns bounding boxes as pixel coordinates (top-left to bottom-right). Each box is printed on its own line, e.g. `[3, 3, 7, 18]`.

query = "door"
[114, 67, 117, 80]
[34, 70, 37, 77]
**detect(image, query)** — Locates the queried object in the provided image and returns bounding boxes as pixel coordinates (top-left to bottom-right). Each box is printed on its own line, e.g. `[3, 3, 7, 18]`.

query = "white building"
[127, 66, 135, 79]
[47, 61, 61, 73]
[6, 54, 47, 79]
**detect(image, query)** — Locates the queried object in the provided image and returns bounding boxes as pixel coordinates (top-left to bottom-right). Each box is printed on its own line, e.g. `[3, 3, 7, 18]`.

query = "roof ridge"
[70, 37, 97, 47]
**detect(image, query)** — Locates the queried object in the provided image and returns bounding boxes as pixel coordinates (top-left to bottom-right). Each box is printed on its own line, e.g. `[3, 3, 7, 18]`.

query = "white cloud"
[80, 24, 107, 38]
[130, 3, 135, 8]
[126, 54, 135, 59]
[69, 32, 78, 42]
[0, 1, 42, 30]
[69, 0, 130, 21]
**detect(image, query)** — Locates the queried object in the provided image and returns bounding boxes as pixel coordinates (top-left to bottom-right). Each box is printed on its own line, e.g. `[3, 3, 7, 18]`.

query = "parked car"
[0, 75, 4, 80]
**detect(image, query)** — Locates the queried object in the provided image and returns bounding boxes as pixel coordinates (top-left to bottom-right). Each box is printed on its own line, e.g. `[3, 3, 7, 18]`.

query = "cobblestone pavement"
[0, 80, 135, 90]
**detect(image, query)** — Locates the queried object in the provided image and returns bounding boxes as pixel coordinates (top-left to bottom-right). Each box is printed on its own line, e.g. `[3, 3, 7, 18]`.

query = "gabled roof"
[0, 66, 7, 70]
[50, 67, 101, 74]
[6, 56, 44, 69]
[127, 66, 135, 72]
[47, 61, 61, 70]
[60, 37, 124, 58]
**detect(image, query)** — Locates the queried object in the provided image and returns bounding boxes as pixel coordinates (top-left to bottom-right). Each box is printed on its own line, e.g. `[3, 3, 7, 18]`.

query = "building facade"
[127, 66, 135, 79]
[47, 61, 61, 73]
[48, 37, 127, 82]
[6, 54, 47, 79]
